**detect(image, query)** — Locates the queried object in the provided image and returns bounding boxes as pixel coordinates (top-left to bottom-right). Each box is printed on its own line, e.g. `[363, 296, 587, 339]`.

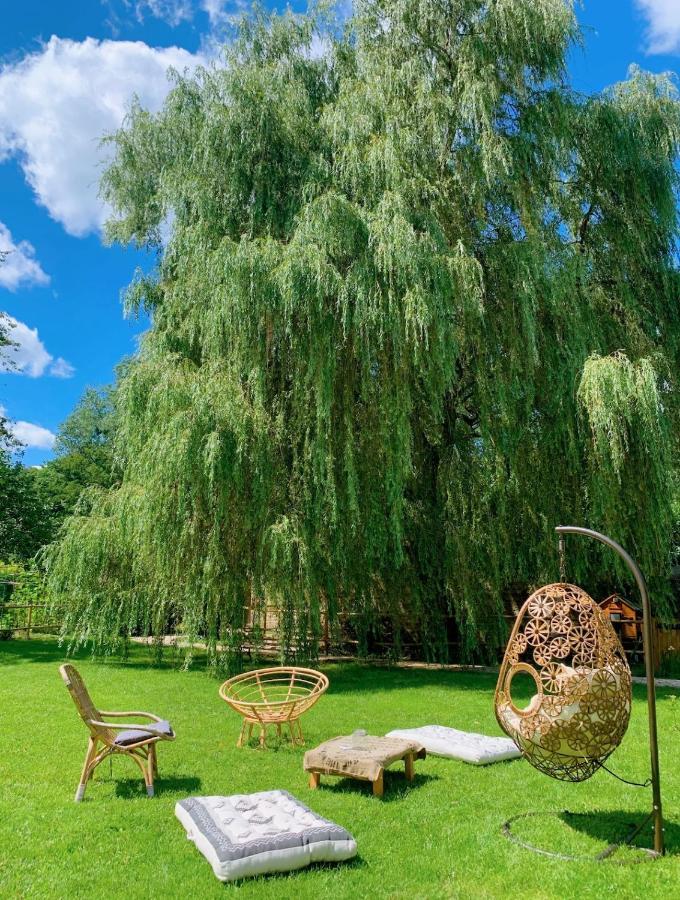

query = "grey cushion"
[175, 791, 357, 882]
[114, 719, 173, 746]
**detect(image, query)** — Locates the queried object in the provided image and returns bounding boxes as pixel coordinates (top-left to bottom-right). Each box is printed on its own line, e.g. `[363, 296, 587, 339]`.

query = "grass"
[1, 638, 679, 899]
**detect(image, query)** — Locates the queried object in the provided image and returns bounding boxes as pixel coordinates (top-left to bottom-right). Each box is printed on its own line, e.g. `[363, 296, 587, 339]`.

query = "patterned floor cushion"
[385, 725, 521, 765]
[175, 790, 357, 882]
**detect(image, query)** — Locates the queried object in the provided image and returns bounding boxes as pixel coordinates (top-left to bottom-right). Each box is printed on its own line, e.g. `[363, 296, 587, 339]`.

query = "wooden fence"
[0, 603, 60, 639]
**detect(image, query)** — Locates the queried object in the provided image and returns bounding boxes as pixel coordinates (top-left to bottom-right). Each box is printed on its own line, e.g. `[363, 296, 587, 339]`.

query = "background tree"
[1, 232, 117, 557]
[1, 246, 16, 358]
[46, 1, 680, 666]
[0, 385, 116, 563]
[33, 385, 118, 525]
[0, 248, 50, 560]
[0, 448, 52, 561]
[1, 246, 19, 439]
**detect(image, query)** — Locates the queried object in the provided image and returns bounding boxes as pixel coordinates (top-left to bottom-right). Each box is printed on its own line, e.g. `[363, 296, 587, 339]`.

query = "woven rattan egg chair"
[496, 525, 665, 860]
[495, 582, 632, 783]
[219, 666, 329, 748]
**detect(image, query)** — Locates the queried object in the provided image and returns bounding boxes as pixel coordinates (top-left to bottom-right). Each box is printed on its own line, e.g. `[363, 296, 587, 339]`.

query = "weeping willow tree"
[46, 0, 680, 667]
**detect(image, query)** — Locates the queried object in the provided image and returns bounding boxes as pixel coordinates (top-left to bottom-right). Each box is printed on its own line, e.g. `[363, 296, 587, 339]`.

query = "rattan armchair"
[60, 664, 175, 801]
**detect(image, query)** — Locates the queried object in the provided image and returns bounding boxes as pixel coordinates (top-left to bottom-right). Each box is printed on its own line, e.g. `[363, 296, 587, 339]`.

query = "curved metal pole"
[555, 525, 663, 856]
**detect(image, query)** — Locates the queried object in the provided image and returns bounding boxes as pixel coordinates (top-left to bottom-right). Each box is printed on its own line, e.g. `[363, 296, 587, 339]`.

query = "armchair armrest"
[99, 710, 162, 722]
[88, 719, 170, 738]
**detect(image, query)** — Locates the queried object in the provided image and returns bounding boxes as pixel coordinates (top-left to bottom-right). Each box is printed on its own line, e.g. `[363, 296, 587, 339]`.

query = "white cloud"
[201, 0, 225, 26]
[2, 317, 51, 376]
[102, 1, 195, 34]
[201, 0, 248, 28]
[0, 37, 204, 237]
[0, 406, 56, 450]
[11, 419, 56, 450]
[307, 33, 332, 61]
[0, 316, 74, 378]
[49, 357, 76, 379]
[0, 222, 49, 291]
[136, 1, 193, 27]
[636, 0, 680, 54]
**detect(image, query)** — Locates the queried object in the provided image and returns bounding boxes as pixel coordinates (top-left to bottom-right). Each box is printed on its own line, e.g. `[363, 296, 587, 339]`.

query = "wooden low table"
[303, 734, 426, 797]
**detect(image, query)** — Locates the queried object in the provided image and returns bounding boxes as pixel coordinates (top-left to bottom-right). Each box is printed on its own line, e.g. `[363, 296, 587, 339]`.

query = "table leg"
[404, 752, 415, 782]
[309, 772, 320, 789]
[372, 771, 384, 797]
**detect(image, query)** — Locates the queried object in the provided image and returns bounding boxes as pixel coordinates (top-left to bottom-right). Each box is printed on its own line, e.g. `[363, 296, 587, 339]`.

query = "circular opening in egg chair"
[504, 662, 543, 716]
[494, 526, 664, 862]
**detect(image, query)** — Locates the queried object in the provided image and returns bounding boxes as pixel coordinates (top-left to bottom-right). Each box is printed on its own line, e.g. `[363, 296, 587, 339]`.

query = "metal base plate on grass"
[502, 810, 660, 863]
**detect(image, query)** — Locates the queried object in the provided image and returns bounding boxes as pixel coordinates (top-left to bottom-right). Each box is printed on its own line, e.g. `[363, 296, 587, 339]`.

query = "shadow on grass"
[0, 637, 206, 672]
[234, 855, 367, 886]
[0, 639, 501, 692]
[114, 775, 202, 799]
[0, 637, 88, 666]
[311, 771, 439, 802]
[4, 640, 673, 712]
[0, 637, 528, 695]
[562, 809, 680, 855]
[322, 665, 500, 696]
[72, 652, 504, 696]
[239, 737, 309, 753]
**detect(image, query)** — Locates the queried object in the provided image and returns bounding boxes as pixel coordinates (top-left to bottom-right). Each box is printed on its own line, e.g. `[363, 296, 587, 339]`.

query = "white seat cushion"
[385, 726, 521, 765]
[175, 790, 357, 882]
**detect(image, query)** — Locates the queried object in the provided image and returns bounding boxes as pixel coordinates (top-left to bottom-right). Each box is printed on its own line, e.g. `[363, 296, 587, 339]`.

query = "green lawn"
[1, 638, 679, 899]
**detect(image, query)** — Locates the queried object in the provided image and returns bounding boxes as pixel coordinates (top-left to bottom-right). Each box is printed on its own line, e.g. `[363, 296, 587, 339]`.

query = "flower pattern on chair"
[495, 583, 632, 782]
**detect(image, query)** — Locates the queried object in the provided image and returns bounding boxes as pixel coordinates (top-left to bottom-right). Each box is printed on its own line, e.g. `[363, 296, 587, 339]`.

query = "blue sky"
[0, 0, 679, 465]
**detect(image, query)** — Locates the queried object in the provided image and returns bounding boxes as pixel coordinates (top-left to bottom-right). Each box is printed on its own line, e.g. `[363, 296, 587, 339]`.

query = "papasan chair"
[220, 666, 329, 748]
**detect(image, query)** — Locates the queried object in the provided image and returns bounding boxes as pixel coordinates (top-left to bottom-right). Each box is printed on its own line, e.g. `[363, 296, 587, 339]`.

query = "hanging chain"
[558, 536, 566, 583]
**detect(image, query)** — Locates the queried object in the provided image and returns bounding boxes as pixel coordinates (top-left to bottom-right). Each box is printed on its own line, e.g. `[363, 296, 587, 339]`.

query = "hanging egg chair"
[495, 582, 632, 783]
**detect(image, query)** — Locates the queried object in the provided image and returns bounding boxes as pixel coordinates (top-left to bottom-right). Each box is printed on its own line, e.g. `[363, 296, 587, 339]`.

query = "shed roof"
[600, 592, 642, 613]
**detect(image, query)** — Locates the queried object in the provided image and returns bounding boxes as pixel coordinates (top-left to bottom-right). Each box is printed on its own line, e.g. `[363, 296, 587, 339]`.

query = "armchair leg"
[127, 749, 155, 797]
[75, 737, 97, 802]
[145, 748, 155, 797]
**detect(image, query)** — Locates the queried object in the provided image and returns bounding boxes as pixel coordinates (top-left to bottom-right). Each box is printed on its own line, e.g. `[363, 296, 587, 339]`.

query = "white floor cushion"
[175, 790, 357, 882]
[385, 725, 521, 765]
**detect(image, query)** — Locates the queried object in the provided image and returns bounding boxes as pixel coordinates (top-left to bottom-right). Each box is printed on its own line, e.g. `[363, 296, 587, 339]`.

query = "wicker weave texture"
[495, 583, 632, 782]
[219, 666, 329, 747]
[60, 663, 175, 801]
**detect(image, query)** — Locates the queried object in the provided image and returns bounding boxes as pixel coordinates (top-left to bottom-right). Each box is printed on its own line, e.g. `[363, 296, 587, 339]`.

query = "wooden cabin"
[600, 593, 644, 663]
[600, 592, 679, 672]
